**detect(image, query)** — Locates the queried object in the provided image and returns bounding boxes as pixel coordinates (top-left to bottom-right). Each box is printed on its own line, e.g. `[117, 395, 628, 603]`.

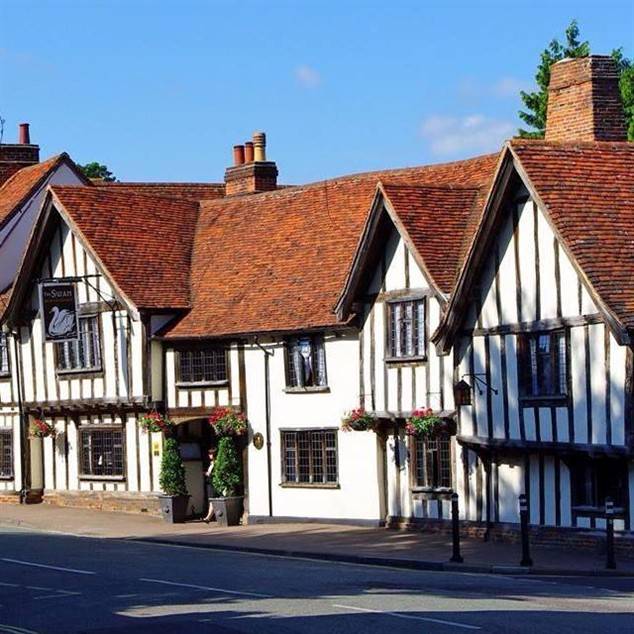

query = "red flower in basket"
[138, 411, 174, 434]
[208, 407, 247, 437]
[405, 407, 443, 437]
[29, 419, 57, 439]
[341, 408, 377, 432]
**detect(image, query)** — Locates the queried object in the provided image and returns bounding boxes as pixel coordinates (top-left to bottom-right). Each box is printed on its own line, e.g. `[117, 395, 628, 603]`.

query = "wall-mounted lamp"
[454, 373, 498, 406]
[453, 379, 472, 406]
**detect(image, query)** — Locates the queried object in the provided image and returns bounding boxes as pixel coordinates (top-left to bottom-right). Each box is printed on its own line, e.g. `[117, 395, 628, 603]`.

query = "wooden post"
[450, 492, 464, 563]
[519, 493, 533, 567]
[605, 497, 616, 570]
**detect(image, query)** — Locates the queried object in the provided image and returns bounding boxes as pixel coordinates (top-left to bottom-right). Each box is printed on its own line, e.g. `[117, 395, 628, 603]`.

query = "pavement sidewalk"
[0, 503, 632, 577]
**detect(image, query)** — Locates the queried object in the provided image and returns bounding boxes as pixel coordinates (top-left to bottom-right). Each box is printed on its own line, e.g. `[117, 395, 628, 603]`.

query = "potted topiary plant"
[157, 437, 189, 523]
[208, 407, 246, 527]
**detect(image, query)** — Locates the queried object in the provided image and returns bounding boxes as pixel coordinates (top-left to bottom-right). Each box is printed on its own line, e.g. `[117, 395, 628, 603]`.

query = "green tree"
[518, 20, 633, 140]
[519, 20, 590, 138]
[79, 162, 116, 182]
[159, 437, 188, 496]
[212, 436, 242, 497]
[613, 48, 634, 141]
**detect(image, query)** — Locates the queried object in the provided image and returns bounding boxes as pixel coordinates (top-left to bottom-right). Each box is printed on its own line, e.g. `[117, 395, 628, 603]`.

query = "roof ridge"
[199, 153, 499, 208]
[98, 181, 225, 187]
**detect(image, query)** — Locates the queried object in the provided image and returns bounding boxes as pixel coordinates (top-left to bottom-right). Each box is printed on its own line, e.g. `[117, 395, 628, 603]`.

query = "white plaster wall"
[245, 334, 383, 522]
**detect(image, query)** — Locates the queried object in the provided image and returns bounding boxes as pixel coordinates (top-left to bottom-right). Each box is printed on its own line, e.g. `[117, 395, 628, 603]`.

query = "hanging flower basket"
[208, 406, 247, 437]
[139, 411, 174, 434]
[29, 419, 57, 439]
[341, 408, 377, 432]
[405, 408, 452, 438]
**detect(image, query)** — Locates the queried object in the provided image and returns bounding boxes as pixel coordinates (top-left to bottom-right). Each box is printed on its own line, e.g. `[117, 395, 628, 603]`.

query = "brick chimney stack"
[0, 122, 40, 186]
[224, 131, 278, 196]
[545, 55, 627, 142]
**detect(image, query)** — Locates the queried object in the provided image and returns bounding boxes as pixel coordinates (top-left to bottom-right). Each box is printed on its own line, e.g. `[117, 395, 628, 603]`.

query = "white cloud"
[420, 114, 514, 156]
[295, 65, 321, 88]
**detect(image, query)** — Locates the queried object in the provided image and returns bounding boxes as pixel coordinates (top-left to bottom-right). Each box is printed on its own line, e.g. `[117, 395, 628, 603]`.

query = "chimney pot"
[233, 144, 245, 166]
[253, 131, 266, 161]
[244, 141, 254, 163]
[18, 123, 31, 144]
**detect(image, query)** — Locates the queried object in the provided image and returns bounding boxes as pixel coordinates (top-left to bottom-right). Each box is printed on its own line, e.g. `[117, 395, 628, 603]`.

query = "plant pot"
[347, 420, 373, 431]
[158, 494, 189, 523]
[209, 495, 243, 527]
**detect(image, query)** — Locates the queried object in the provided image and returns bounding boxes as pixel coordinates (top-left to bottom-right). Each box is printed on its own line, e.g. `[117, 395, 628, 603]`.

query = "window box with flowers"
[341, 408, 377, 432]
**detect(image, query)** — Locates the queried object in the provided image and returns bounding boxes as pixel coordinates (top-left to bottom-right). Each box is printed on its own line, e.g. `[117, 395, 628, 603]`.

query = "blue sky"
[1, 1, 632, 184]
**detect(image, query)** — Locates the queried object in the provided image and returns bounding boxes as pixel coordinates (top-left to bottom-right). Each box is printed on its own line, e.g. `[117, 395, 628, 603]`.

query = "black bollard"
[605, 497, 616, 570]
[450, 492, 463, 563]
[519, 493, 533, 567]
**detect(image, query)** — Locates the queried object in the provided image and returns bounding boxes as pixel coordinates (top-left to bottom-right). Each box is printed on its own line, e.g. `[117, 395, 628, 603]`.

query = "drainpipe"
[254, 337, 274, 517]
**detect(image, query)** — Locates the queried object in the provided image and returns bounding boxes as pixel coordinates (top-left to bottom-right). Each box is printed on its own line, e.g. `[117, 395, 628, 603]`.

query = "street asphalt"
[0, 526, 632, 633]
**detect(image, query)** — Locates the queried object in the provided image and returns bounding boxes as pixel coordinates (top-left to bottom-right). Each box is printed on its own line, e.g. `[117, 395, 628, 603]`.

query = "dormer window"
[285, 335, 327, 389]
[0, 333, 10, 378]
[388, 298, 426, 360]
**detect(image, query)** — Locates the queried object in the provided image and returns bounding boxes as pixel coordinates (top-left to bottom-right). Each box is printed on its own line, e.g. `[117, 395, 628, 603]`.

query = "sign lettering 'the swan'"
[39, 282, 79, 343]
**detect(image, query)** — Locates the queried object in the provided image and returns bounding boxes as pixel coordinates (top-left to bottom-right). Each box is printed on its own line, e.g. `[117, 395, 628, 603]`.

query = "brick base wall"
[387, 516, 634, 559]
[42, 491, 161, 516]
[0, 492, 22, 505]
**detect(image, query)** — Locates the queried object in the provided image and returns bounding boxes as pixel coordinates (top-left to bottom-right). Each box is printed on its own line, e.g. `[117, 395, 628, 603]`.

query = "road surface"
[0, 526, 632, 633]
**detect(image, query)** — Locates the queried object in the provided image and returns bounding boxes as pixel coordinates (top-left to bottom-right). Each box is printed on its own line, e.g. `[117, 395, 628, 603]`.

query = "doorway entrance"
[174, 419, 215, 518]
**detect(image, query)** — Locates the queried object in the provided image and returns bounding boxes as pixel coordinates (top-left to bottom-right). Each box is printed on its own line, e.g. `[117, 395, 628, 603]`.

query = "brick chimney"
[545, 55, 627, 142]
[0, 123, 40, 186]
[224, 131, 278, 196]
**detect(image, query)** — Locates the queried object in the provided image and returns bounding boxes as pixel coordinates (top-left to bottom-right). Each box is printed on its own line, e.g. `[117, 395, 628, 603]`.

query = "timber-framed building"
[0, 55, 632, 551]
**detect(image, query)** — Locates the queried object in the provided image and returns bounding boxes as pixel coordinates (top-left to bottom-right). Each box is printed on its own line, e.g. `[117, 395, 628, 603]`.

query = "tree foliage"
[519, 20, 633, 140]
[159, 437, 188, 497]
[79, 161, 116, 182]
[212, 436, 242, 497]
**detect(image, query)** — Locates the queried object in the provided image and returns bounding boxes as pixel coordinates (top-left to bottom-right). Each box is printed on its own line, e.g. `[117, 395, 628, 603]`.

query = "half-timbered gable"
[1, 185, 200, 503]
[0, 151, 88, 495]
[435, 138, 634, 532]
[336, 174, 497, 524]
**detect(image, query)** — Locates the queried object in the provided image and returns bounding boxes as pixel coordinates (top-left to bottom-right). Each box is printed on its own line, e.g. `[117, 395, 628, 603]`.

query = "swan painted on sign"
[48, 307, 76, 338]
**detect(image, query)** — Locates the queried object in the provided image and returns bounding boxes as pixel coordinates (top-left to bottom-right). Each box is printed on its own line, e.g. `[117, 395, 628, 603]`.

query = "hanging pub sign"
[39, 281, 79, 343]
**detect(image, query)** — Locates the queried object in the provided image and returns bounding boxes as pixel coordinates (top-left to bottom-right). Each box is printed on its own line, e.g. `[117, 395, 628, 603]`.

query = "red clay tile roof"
[0, 154, 70, 227]
[510, 139, 634, 330]
[94, 181, 225, 201]
[50, 186, 200, 310]
[164, 154, 499, 338]
[380, 183, 483, 294]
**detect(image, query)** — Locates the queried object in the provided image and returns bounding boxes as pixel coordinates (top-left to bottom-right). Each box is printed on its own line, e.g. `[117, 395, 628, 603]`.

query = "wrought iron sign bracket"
[461, 373, 498, 395]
